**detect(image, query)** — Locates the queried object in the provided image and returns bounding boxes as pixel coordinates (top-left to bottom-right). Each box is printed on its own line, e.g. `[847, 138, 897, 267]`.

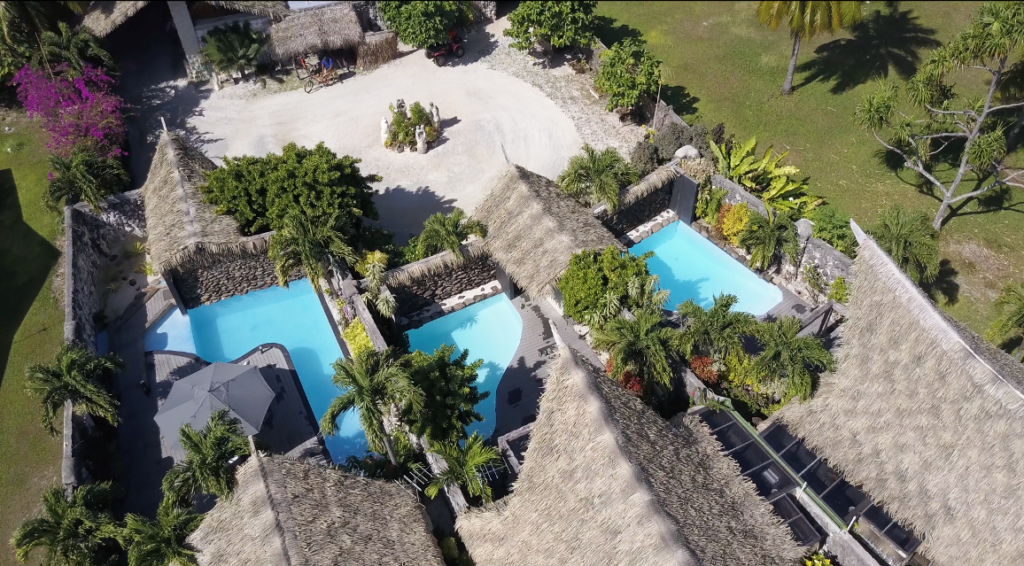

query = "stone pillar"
[495, 263, 519, 300]
[167, 1, 201, 57]
[670, 172, 698, 225]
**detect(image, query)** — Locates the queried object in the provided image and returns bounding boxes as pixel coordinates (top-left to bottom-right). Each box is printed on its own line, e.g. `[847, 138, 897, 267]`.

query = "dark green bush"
[558, 246, 653, 323]
[629, 141, 660, 177]
[809, 205, 858, 257]
[378, 1, 473, 48]
[594, 37, 661, 111]
[386, 101, 439, 150]
[653, 123, 688, 161]
[689, 123, 711, 158]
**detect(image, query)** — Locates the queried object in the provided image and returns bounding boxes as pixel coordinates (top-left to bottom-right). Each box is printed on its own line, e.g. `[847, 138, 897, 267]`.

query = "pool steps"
[399, 280, 503, 330]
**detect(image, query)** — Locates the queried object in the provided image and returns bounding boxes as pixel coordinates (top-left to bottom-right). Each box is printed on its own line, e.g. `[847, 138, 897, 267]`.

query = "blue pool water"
[630, 221, 783, 315]
[405, 294, 523, 440]
[143, 279, 364, 462]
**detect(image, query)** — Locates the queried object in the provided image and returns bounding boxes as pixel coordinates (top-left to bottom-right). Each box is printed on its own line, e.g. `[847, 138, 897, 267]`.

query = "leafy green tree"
[268, 210, 357, 294]
[355, 250, 398, 319]
[12, 483, 120, 566]
[739, 208, 800, 271]
[36, 21, 113, 77]
[120, 498, 203, 566]
[557, 246, 660, 327]
[505, 0, 596, 57]
[425, 432, 500, 503]
[676, 294, 756, 362]
[46, 145, 129, 212]
[808, 205, 857, 257]
[868, 206, 939, 284]
[557, 145, 638, 211]
[201, 21, 266, 80]
[25, 343, 123, 435]
[344, 430, 423, 480]
[591, 308, 678, 397]
[377, 1, 472, 49]
[202, 142, 380, 236]
[416, 208, 486, 259]
[855, 2, 1024, 231]
[162, 410, 251, 504]
[987, 282, 1024, 360]
[321, 348, 422, 465]
[754, 316, 834, 400]
[757, 1, 863, 95]
[402, 345, 486, 445]
[594, 37, 662, 111]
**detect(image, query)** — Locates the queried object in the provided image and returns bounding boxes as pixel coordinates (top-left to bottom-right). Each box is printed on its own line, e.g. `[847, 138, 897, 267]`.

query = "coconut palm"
[557, 144, 638, 211]
[36, 21, 113, 77]
[162, 409, 251, 504]
[416, 208, 486, 259]
[591, 308, 678, 396]
[739, 207, 800, 271]
[754, 316, 834, 400]
[120, 498, 203, 566]
[676, 294, 756, 362]
[12, 483, 120, 566]
[25, 343, 123, 435]
[0, 2, 86, 75]
[46, 145, 129, 212]
[320, 348, 423, 466]
[757, 1, 863, 95]
[269, 210, 358, 294]
[425, 432, 501, 503]
[987, 282, 1024, 360]
[869, 206, 939, 284]
[356, 250, 397, 319]
[201, 21, 266, 80]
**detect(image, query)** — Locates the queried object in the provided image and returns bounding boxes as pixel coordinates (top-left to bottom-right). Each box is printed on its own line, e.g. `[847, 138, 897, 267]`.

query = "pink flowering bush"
[11, 64, 126, 158]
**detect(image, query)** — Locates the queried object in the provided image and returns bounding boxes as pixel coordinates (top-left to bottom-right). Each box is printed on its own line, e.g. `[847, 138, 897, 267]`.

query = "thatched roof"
[473, 165, 623, 298]
[82, 1, 289, 37]
[620, 164, 679, 208]
[142, 131, 246, 273]
[457, 346, 803, 566]
[268, 3, 364, 60]
[188, 452, 445, 566]
[780, 221, 1024, 566]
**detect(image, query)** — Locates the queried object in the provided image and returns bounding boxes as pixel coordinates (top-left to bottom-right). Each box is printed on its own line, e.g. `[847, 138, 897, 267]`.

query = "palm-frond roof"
[268, 2, 364, 60]
[81, 1, 289, 37]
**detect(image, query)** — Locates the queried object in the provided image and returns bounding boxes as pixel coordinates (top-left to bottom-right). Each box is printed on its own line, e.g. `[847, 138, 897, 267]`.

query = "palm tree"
[12, 483, 120, 566]
[591, 308, 678, 396]
[37, 21, 114, 77]
[356, 250, 397, 319]
[869, 206, 939, 284]
[268, 210, 358, 294]
[0, 2, 86, 76]
[46, 145, 129, 212]
[320, 348, 423, 466]
[120, 498, 203, 566]
[416, 208, 486, 259]
[162, 409, 250, 504]
[201, 21, 267, 80]
[425, 433, 501, 503]
[987, 282, 1024, 361]
[754, 317, 834, 400]
[757, 1, 863, 95]
[25, 343, 123, 435]
[676, 294, 756, 362]
[557, 145, 638, 211]
[739, 207, 799, 271]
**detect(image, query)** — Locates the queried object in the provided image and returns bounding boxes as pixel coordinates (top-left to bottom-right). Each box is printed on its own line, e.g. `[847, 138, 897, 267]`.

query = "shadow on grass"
[593, 15, 644, 46]
[373, 185, 457, 245]
[921, 259, 960, 307]
[0, 169, 60, 388]
[660, 84, 700, 119]
[797, 7, 940, 94]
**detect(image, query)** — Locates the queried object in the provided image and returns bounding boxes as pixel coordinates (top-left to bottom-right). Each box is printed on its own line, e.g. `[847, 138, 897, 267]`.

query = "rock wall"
[64, 208, 102, 351]
[712, 175, 768, 216]
[171, 250, 301, 309]
[802, 237, 853, 285]
[600, 186, 672, 237]
[391, 254, 496, 317]
[471, 1, 497, 21]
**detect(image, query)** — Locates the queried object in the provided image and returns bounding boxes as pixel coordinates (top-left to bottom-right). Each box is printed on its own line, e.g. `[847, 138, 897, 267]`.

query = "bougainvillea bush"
[11, 64, 126, 158]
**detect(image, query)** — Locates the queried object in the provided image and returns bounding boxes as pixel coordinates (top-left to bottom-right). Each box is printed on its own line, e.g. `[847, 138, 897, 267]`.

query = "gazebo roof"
[268, 2, 365, 60]
[81, 1, 290, 37]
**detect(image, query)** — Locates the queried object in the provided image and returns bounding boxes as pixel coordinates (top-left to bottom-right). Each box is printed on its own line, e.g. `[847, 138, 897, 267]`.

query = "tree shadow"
[593, 15, 644, 46]
[921, 259, 959, 306]
[660, 84, 701, 120]
[0, 169, 61, 389]
[373, 185, 457, 244]
[797, 7, 940, 94]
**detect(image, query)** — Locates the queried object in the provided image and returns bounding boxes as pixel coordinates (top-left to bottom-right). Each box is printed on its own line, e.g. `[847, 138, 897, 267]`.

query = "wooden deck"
[765, 287, 813, 323]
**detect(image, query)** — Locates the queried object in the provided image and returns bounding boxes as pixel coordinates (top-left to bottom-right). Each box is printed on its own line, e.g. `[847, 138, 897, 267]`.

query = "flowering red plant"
[620, 371, 643, 397]
[11, 64, 126, 158]
[690, 355, 718, 385]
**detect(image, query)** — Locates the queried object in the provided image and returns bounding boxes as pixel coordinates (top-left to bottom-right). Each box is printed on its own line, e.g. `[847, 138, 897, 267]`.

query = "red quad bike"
[425, 35, 465, 67]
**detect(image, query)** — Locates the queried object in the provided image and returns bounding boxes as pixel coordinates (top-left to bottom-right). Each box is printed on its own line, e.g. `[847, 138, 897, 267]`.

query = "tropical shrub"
[718, 202, 750, 246]
[201, 142, 380, 236]
[805, 553, 833, 566]
[714, 203, 733, 240]
[415, 208, 486, 259]
[12, 483, 121, 566]
[403, 345, 487, 445]
[809, 205, 857, 257]
[557, 145, 637, 211]
[620, 370, 643, 397]
[557, 246, 662, 327]
[268, 210, 358, 293]
[629, 140, 659, 177]
[505, 1, 596, 53]
[828, 276, 849, 304]
[342, 318, 374, 359]
[162, 410, 251, 504]
[356, 250, 397, 319]
[345, 431, 422, 480]
[803, 264, 826, 296]
[653, 123, 688, 162]
[708, 135, 806, 195]
[869, 206, 940, 285]
[426, 432, 500, 503]
[595, 37, 662, 111]
[687, 123, 711, 159]
[689, 355, 718, 385]
[754, 317, 834, 400]
[986, 282, 1024, 358]
[201, 22, 267, 79]
[26, 343, 123, 435]
[740, 208, 799, 271]
[694, 183, 726, 225]
[378, 1, 472, 49]
[121, 498, 204, 566]
[37, 22, 114, 78]
[759, 175, 821, 216]
[592, 309, 678, 399]
[386, 101, 439, 151]
[46, 144, 129, 211]
[676, 294, 756, 362]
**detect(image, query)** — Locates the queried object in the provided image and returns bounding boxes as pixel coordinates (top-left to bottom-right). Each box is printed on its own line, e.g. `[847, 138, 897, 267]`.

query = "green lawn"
[595, 1, 1024, 333]
[0, 118, 64, 566]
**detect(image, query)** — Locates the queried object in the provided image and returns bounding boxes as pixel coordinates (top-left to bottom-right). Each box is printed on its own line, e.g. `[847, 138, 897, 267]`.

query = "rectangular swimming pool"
[630, 221, 783, 316]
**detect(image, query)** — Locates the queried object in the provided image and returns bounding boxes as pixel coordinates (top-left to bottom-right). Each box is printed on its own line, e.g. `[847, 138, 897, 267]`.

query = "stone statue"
[431, 103, 441, 128]
[395, 98, 408, 118]
[416, 125, 427, 154]
[381, 116, 389, 145]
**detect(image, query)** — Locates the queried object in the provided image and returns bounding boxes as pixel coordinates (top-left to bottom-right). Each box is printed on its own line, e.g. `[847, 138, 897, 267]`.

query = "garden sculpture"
[396, 98, 408, 118]
[416, 125, 427, 154]
[431, 103, 441, 128]
[674, 145, 700, 160]
[381, 116, 389, 145]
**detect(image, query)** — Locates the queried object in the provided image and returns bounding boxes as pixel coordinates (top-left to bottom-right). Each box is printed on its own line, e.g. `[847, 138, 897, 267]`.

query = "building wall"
[600, 186, 672, 238]
[390, 254, 496, 318]
[170, 249, 301, 309]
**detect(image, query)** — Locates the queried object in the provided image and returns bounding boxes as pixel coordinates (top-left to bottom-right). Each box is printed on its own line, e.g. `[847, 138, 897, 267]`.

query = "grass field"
[595, 1, 1024, 333]
[0, 118, 64, 566]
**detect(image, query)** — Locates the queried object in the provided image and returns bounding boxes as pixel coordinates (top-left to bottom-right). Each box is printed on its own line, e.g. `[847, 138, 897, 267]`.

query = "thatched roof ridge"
[142, 131, 245, 273]
[268, 2, 364, 60]
[780, 221, 1024, 566]
[473, 165, 623, 298]
[81, 1, 289, 37]
[189, 453, 445, 566]
[620, 164, 679, 208]
[457, 346, 802, 566]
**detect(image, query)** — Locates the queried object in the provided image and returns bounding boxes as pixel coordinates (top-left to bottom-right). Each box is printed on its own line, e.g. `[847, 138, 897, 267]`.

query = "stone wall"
[599, 185, 672, 237]
[471, 1, 497, 21]
[64, 207, 102, 350]
[802, 237, 853, 285]
[390, 254, 496, 317]
[171, 248, 300, 309]
[712, 175, 768, 216]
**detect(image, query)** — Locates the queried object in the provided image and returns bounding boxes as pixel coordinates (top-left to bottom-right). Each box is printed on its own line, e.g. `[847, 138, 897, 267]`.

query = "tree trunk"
[380, 424, 399, 466]
[932, 199, 950, 231]
[781, 36, 800, 95]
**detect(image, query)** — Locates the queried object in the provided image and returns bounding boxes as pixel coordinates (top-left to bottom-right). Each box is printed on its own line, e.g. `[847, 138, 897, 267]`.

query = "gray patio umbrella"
[155, 362, 276, 450]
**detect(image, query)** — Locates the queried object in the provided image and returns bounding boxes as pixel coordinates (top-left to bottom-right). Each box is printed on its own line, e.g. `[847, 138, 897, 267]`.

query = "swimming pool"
[630, 221, 783, 316]
[405, 294, 523, 440]
[144, 279, 365, 462]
